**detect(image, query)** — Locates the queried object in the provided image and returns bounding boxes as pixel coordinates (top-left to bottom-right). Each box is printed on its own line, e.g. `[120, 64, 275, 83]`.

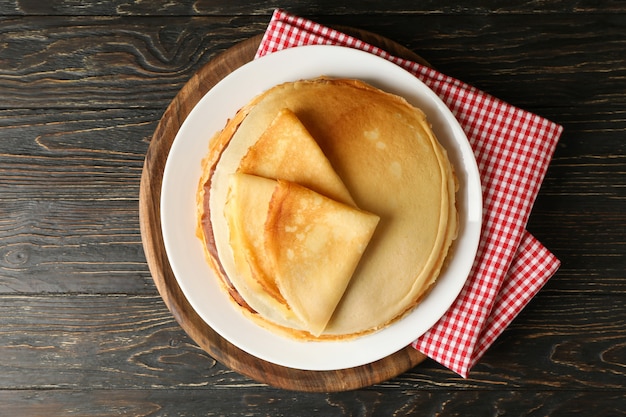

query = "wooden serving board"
[139, 27, 430, 392]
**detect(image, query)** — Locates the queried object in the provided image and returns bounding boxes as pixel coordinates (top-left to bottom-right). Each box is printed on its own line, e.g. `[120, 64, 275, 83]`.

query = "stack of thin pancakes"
[197, 77, 458, 340]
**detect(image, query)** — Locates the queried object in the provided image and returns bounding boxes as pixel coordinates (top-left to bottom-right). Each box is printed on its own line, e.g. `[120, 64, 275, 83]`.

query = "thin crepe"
[198, 77, 457, 339]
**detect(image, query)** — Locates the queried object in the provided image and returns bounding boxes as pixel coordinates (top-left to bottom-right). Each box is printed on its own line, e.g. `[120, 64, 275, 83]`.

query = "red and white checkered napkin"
[255, 9, 563, 377]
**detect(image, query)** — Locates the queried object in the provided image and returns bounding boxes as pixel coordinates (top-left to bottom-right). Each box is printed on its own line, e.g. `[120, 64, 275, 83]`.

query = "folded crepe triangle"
[265, 179, 379, 336]
[226, 173, 379, 336]
[238, 108, 355, 206]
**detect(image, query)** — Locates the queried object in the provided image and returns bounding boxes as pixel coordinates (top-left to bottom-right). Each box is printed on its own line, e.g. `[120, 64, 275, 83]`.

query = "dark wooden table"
[1, 1, 624, 415]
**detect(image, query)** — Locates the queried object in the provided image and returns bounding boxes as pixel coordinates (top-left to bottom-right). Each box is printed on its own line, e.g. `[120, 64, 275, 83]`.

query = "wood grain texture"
[4, 1, 626, 15]
[0, 108, 155, 293]
[1, 389, 624, 417]
[0, 14, 624, 110]
[0, 0, 625, 414]
[0, 389, 624, 416]
[0, 293, 623, 389]
[0, 16, 266, 109]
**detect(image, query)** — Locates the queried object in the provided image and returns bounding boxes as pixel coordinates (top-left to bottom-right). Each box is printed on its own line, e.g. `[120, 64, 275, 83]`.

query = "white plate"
[161, 45, 482, 371]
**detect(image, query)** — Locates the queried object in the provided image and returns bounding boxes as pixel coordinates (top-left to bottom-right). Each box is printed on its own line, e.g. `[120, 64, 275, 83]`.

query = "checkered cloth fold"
[255, 9, 563, 377]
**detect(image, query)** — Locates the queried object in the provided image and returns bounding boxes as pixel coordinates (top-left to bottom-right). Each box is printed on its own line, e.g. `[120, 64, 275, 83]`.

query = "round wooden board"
[139, 27, 430, 392]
